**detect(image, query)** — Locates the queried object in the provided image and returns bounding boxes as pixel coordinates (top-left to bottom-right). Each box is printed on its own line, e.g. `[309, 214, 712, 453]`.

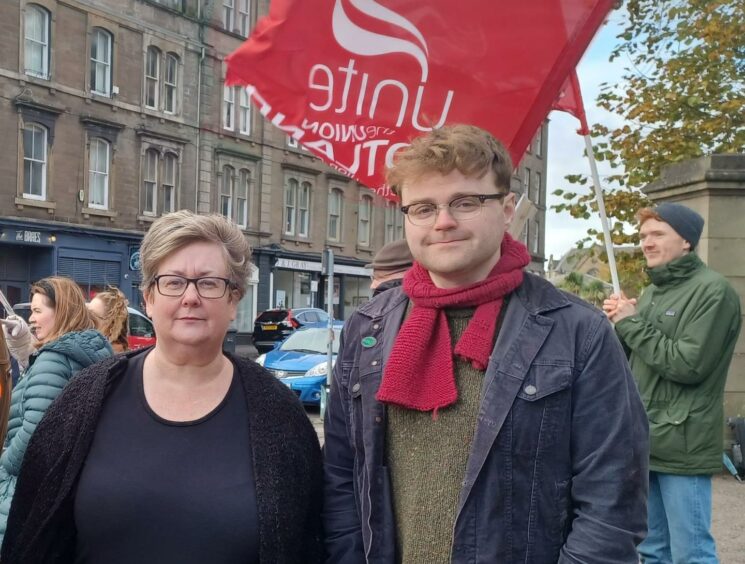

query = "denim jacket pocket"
[512, 364, 572, 455]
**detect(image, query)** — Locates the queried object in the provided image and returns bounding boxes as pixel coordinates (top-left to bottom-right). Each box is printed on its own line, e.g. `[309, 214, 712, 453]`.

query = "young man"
[604, 203, 741, 564]
[367, 239, 414, 297]
[323, 124, 649, 563]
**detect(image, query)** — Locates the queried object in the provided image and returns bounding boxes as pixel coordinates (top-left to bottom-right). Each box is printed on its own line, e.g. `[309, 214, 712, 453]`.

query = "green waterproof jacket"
[0, 329, 112, 542]
[615, 253, 741, 475]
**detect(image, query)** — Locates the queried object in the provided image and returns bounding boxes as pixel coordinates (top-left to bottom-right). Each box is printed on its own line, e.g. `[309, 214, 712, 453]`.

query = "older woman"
[1, 212, 323, 564]
[0, 277, 112, 544]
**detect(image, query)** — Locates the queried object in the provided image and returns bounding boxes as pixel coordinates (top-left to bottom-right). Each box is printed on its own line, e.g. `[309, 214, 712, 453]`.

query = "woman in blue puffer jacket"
[0, 277, 112, 542]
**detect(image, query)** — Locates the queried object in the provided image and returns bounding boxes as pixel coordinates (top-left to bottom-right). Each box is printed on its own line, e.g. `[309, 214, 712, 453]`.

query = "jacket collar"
[647, 252, 703, 287]
[357, 273, 572, 319]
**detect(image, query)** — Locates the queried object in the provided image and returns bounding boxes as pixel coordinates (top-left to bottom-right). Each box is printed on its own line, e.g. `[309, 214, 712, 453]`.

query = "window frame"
[163, 53, 179, 114]
[90, 28, 113, 97]
[284, 177, 298, 236]
[162, 152, 177, 214]
[298, 181, 310, 237]
[223, 85, 235, 131]
[327, 188, 343, 241]
[358, 194, 373, 246]
[384, 200, 404, 244]
[143, 148, 159, 216]
[88, 137, 110, 209]
[144, 46, 160, 110]
[22, 122, 48, 200]
[235, 169, 249, 228]
[24, 4, 50, 79]
[238, 87, 251, 135]
[220, 165, 234, 220]
[237, 0, 251, 37]
[223, 0, 235, 32]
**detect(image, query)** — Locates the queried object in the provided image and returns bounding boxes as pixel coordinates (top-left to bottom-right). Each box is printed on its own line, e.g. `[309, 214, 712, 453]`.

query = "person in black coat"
[1, 211, 323, 564]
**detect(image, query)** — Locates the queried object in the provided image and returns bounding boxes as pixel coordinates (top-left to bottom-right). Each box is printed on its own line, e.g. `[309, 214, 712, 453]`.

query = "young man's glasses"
[400, 193, 507, 226]
[153, 275, 232, 299]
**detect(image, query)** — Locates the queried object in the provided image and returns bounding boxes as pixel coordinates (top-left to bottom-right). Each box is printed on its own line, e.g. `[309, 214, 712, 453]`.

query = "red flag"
[553, 70, 591, 135]
[227, 0, 614, 193]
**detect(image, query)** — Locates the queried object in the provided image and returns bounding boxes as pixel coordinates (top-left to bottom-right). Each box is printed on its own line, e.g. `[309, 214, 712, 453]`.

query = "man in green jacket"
[604, 202, 741, 564]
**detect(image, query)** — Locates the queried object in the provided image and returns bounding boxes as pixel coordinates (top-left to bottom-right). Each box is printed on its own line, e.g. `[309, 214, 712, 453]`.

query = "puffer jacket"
[0, 329, 112, 541]
[615, 252, 741, 474]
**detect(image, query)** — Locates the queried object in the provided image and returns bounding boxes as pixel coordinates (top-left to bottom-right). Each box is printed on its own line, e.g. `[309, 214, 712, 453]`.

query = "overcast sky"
[544, 9, 628, 262]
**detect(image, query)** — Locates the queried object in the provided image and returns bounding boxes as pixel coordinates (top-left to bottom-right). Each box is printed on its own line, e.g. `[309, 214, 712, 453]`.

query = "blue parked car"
[256, 324, 341, 406]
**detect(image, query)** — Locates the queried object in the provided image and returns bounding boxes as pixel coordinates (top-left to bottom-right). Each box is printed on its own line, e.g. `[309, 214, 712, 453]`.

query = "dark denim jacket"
[323, 274, 649, 564]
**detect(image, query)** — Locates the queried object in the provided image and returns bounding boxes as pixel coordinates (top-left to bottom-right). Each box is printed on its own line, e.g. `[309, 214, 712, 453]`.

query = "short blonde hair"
[140, 211, 252, 299]
[30, 276, 94, 345]
[387, 124, 513, 196]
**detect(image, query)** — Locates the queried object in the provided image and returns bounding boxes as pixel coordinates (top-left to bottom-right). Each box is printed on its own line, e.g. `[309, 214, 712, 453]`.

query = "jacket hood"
[37, 329, 113, 368]
[647, 252, 703, 287]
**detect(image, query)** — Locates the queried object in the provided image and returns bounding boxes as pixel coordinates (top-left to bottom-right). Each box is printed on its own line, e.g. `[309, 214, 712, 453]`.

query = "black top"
[73, 351, 259, 564]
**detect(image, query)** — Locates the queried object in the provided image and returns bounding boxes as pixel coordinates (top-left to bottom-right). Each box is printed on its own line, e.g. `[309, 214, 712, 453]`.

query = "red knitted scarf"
[376, 234, 530, 413]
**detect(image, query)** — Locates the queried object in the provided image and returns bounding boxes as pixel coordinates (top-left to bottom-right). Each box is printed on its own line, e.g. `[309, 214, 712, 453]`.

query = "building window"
[220, 165, 234, 219]
[163, 152, 177, 213]
[88, 138, 110, 209]
[23, 123, 47, 200]
[523, 167, 531, 199]
[236, 169, 249, 227]
[143, 149, 158, 215]
[534, 126, 543, 157]
[298, 181, 310, 237]
[24, 5, 49, 79]
[223, 0, 234, 32]
[284, 178, 297, 235]
[223, 85, 235, 130]
[287, 136, 299, 149]
[534, 171, 542, 205]
[163, 53, 178, 114]
[531, 219, 540, 254]
[238, 88, 251, 134]
[328, 188, 343, 241]
[384, 200, 403, 243]
[358, 195, 372, 246]
[145, 46, 160, 109]
[90, 28, 112, 96]
[237, 0, 251, 37]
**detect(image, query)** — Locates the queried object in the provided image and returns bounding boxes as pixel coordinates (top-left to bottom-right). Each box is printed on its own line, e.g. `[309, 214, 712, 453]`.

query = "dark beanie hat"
[366, 239, 413, 273]
[655, 203, 704, 249]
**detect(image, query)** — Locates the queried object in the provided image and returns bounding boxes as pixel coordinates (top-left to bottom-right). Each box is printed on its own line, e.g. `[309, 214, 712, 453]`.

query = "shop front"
[252, 246, 371, 322]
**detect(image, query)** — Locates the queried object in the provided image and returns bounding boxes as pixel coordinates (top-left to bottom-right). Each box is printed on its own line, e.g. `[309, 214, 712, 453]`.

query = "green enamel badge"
[361, 336, 377, 348]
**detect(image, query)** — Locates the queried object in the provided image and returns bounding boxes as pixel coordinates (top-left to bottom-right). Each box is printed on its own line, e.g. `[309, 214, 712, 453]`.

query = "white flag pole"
[583, 133, 621, 295]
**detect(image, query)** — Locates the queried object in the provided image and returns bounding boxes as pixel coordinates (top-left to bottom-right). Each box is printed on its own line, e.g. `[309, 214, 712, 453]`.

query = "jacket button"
[375, 416, 382, 423]
[373, 323, 380, 330]
[523, 385, 537, 395]
[371, 360, 378, 366]
[352, 383, 361, 393]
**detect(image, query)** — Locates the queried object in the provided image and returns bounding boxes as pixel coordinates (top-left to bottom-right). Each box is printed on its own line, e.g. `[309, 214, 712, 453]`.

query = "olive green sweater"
[386, 308, 484, 564]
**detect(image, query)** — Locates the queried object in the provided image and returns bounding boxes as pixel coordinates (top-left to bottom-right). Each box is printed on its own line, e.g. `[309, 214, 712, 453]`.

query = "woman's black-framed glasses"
[153, 275, 232, 299]
[400, 193, 507, 226]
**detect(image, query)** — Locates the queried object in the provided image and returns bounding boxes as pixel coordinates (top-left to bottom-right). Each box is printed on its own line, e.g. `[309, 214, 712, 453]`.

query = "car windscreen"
[279, 328, 341, 354]
[256, 310, 288, 323]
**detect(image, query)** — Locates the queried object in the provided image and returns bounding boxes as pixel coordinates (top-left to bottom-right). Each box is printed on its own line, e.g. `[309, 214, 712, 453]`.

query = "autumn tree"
[553, 0, 745, 254]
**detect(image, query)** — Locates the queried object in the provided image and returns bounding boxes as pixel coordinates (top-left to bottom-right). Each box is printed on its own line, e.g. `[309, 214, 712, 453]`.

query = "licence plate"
[262, 324, 278, 330]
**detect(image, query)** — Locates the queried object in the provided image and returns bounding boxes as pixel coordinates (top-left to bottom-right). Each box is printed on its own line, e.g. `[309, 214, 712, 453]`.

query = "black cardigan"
[0, 349, 323, 564]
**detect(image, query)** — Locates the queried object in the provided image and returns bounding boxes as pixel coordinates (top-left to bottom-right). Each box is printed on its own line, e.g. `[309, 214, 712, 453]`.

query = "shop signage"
[14, 230, 43, 244]
[275, 257, 369, 277]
